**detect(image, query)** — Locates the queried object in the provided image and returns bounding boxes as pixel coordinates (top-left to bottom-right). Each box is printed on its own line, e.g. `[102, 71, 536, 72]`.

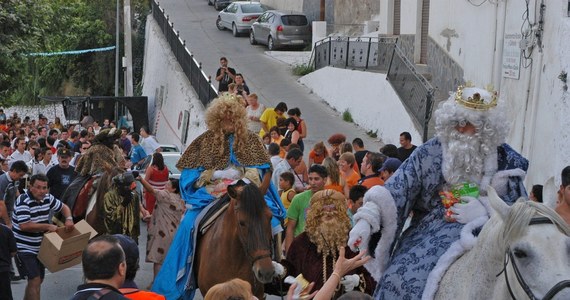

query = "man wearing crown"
[348, 85, 528, 299]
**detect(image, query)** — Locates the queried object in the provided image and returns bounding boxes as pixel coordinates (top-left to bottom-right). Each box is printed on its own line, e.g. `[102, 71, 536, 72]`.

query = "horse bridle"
[233, 205, 273, 266]
[498, 216, 570, 300]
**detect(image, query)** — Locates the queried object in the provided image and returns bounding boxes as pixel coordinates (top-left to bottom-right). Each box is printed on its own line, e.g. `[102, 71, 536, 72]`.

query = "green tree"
[0, 0, 149, 105]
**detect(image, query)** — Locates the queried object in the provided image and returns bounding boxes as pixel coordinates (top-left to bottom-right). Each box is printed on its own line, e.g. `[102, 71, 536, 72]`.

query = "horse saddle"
[197, 195, 231, 236]
[61, 175, 97, 219]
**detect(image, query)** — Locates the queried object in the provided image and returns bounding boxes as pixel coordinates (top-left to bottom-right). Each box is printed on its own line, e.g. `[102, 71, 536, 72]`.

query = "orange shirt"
[342, 170, 361, 190]
[309, 149, 327, 165]
[325, 183, 344, 193]
[359, 175, 385, 189]
[120, 289, 166, 300]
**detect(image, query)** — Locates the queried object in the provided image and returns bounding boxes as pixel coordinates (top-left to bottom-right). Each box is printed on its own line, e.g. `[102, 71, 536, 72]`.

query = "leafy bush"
[342, 109, 353, 123]
[292, 64, 314, 76]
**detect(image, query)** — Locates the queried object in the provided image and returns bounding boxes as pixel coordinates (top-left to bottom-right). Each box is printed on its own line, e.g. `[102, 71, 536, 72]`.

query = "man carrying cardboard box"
[12, 174, 74, 300]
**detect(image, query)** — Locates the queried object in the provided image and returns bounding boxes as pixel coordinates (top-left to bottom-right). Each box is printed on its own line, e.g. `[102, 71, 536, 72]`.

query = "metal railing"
[312, 36, 398, 72]
[152, 1, 218, 106]
[386, 45, 435, 142]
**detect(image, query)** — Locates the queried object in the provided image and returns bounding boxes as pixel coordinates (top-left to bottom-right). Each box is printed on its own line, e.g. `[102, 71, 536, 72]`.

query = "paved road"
[158, 0, 382, 153]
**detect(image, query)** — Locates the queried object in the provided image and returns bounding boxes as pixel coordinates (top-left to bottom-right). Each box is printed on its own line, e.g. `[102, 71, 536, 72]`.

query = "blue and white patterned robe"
[374, 138, 528, 299]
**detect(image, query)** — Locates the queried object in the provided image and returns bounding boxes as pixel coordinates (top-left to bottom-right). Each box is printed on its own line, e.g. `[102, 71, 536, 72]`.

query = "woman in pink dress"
[144, 152, 169, 214]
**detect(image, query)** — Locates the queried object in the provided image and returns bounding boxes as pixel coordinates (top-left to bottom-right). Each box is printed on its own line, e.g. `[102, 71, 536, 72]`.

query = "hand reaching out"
[333, 247, 371, 277]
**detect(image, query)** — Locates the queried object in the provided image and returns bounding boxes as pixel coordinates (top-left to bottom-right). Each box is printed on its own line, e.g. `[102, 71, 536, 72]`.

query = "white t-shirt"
[141, 136, 160, 155]
[246, 104, 266, 133]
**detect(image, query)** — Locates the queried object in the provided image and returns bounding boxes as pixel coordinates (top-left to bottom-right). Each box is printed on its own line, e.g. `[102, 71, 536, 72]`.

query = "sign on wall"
[502, 33, 522, 79]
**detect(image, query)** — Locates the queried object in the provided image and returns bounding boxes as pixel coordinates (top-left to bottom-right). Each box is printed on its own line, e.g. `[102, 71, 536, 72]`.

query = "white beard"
[441, 130, 487, 185]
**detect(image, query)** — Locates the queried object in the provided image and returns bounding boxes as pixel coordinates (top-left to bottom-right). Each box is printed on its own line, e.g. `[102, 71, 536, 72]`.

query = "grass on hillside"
[342, 109, 353, 123]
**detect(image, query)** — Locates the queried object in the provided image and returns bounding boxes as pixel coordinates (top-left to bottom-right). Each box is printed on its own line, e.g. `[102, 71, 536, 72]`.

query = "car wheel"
[232, 23, 239, 37]
[216, 17, 224, 30]
[268, 36, 275, 51]
[208, 0, 212, 6]
[249, 30, 257, 45]
[214, 0, 220, 10]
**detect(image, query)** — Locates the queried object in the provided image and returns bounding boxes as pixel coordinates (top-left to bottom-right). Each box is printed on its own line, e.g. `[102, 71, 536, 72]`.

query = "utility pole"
[115, 0, 120, 122]
[115, 0, 120, 97]
[123, 0, 134, 97]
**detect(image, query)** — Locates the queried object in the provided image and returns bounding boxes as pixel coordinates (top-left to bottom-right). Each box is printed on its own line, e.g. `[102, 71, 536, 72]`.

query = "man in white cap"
[348, 85, 528, 299]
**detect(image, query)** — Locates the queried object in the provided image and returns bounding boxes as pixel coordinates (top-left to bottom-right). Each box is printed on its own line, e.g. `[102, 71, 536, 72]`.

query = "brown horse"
[62, 166, 124, 235]
[195, 183, 276, 298]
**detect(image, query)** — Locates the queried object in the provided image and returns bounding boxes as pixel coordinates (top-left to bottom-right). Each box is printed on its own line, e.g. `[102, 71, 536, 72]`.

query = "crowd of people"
[1, 82, 568, 300]
[0, 111, 183, 300]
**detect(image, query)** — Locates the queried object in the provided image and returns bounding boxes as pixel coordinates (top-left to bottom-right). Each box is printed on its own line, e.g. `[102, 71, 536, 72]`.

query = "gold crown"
[454, 85, 498, 111]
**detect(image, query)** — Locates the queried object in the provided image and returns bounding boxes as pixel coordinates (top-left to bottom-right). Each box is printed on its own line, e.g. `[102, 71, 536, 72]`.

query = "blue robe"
[374, 138, 528, 299]
[152, 135, 286, 300]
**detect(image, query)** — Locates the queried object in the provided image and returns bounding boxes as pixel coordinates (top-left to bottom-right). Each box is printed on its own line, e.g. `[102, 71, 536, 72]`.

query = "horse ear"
[487, 186, 509, 220]
[541, 176, 558, 209]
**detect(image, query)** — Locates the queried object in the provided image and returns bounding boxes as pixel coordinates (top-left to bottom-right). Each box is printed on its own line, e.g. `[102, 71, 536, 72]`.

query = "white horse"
[434, 187, 570, 299]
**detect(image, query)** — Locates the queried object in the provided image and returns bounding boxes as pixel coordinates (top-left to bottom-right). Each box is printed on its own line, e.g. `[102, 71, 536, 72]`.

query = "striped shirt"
[12, 192, 63, 254]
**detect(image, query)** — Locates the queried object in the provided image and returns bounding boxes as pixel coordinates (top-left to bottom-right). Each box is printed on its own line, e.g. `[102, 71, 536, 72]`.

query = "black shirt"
[354, 150, 368, 173]
[70, 282, 128, 300]
[0, 224, 16, 272]
[46, 165, 77, 200]
[397, 145, 417, 162]
[216, 67, 236, 92]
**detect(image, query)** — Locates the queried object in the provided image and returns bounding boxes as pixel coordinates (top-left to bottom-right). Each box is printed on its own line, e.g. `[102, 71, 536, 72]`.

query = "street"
[156, 0, 381, 153]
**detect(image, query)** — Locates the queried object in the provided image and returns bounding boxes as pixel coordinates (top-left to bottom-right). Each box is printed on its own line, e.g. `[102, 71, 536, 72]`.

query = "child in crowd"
[279, 138, 291, 159]
[267, 143, 282, 169]
[262, 133, 271, 149]
[269, 126, 283, 146]
[279, 172, 296, 210]
[308, 141, 328, 166]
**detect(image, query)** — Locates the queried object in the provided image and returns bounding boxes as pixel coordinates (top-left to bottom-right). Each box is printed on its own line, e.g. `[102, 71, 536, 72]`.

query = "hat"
[113, 234, 139, 260]
[113, 172, 136, 186]
[379, 157, 402, 173]
[94, 128, 121, 145]
[57, 148, 72, 157]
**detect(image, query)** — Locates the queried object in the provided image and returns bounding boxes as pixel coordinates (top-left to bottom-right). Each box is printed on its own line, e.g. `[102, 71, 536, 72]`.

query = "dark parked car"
[249, 10, 312, 50]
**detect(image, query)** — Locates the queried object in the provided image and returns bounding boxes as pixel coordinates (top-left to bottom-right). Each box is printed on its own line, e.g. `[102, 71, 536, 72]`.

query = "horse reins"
[497, 216, 570, 300]
[233, 205, 272, 265]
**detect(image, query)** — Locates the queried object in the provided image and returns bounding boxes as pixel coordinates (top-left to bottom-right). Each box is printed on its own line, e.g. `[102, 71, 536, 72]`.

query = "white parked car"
[135, 152, 182, 179]
[160, 144, 180, 153]
[216, 1, 267, 37]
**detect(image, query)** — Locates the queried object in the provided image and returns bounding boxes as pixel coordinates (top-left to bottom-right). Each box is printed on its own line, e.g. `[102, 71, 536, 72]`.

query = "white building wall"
[141, 17, 207, 152]
[402, 0, 570, 190]
[299, 67, 422, 145]
[428, 0, 498, 85]
[515, 2, 570, 189]
[400, 0, 418, 34]
[260, 0, 303, 11]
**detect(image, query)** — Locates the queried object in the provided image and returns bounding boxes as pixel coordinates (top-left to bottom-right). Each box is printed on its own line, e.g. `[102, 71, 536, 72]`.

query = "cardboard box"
[38, 220, 97, 273]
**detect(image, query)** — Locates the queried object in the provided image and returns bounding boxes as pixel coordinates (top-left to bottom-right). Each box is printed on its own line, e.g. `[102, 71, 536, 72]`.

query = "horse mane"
[235, 184, 268, 219]
[500, 199, 570, 250]
[234, 184, 270, 251]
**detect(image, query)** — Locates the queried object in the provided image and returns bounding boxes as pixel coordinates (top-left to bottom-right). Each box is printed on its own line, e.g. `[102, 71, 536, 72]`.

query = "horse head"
[228, 182, 275, 284]
[487, 187, 570, 299]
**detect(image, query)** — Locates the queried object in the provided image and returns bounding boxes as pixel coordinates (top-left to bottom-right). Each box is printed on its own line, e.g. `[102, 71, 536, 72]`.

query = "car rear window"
[241, 4, 265, 13]
[281, 15, 308, 26]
